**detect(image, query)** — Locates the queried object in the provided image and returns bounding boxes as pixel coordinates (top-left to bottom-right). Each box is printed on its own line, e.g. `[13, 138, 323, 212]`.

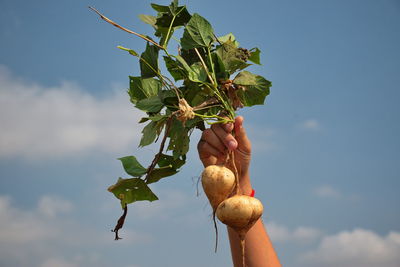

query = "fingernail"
[228, 140, 237, 150]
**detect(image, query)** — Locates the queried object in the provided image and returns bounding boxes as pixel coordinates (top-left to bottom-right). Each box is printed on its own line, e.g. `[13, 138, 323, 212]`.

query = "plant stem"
[144, 117, 173, 183]
[162, 7, 185, 48]
[194, 48, 215, 86]
[88, 6, 164, 50]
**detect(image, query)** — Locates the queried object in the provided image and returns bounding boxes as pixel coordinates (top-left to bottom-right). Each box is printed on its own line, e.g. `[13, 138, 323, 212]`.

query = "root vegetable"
[216, 195, 263, 239]
[201, 165, 235, 211]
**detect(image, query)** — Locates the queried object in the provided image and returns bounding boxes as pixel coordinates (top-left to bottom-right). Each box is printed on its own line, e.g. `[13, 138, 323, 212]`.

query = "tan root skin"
[201, 165, 235, 211]
[216, 195, 264, 237]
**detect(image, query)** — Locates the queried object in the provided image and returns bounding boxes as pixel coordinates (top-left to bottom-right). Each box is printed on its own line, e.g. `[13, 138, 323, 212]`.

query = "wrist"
[239, 173, 253, 195]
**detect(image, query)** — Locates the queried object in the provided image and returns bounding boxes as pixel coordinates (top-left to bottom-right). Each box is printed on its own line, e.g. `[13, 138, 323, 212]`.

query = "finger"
[200, 129, 226, 153]
[211, 123, 237, 151]
[234, 116, 251, 155]
[197, 140, 219, 167]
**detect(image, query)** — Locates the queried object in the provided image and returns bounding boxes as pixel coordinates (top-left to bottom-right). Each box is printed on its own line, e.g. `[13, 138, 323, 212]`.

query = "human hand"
[197, 116, 252, 194]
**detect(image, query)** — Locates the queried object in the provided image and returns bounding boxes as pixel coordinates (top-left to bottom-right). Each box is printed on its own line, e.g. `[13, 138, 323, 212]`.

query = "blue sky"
[1, 0, 399, 266]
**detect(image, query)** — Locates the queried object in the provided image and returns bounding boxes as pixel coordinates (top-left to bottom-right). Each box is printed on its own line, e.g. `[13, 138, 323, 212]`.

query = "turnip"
[201, 164, 235, 252]
[201, 165, 235, 211]
[216, 195, 263, 238]
[216, 195, 264, 266]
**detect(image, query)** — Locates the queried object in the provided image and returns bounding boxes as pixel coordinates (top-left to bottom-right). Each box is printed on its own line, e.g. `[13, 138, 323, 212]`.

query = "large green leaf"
[151, 3, 172, 13]
[140, 43, 159, 78]
[155, 6, 191, 28]
[216, 40, 251, 75]
[118, 156, 147, 177]
[108, 178, 158, 208]
[163, 56, 187, 81]
[135, 95, 164, 113]
[128, 77, 162, 104]
[180, 13, 214, 49]
[168, 118, 190, 159]
[146, 167, 178, 184]
[233, 71, 271, 106]
[140, 118, 166, 147]
[188, 62, 208, 83]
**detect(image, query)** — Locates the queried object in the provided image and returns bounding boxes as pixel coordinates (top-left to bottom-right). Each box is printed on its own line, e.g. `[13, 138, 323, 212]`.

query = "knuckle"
[202, 129, 212, 140]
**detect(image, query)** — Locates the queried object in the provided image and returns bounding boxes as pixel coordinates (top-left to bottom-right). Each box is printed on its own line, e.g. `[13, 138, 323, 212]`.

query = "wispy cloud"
[313, 185, 342, 199]
[0, 65, 143, 160]
[299, 228, 400, 267]
[299, 119, 320, 131]
[266, 221, 322, 244]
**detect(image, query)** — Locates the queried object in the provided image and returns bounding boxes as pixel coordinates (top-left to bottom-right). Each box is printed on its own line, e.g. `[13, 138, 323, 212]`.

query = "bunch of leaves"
[90, 0, 271, 240]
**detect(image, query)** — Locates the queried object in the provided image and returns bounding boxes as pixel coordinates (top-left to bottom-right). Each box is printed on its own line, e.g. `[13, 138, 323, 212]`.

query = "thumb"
[234, 116, 251, 154]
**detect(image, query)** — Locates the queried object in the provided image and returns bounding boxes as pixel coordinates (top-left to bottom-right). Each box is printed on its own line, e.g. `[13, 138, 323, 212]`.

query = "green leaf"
[217, 33, 239, 47]
[233, 71, 271, 106]
[135, 95, 164, 113]
[168, 118, 190, 158]
[174, 55, 192, 73]
[140, 119, 166, 147]
[155, 6, 191, 28]
[150, 3, 171, 13]
[216, 40, 251, 75]
[188, 62, 208, 83]
[157, 154, 186, 169]
[248, 47, 261, 65]
[108, 178, 158, 208]
[138, 14, 157, 27]
[163, 56, 187, 81]
[181, 13, 214, 49]
[128, 77, 162, 104]
[148, 114, 168, 121]
[140, 43, 159, 78]
[118, 156, 147, 177]
[146, 167, 178, 184]
[179, 48, 204, 66]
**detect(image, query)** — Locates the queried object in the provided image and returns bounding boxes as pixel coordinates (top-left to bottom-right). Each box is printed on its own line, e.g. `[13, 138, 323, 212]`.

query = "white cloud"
[266, 221, 322, 244]
[0, 65, 143, 160]
[299, 228, 400, 267]
[313, 185, 342, 199]
[41, 258, 78, 267]
[38, 195, 73, 218]
[299, 119, 320, 131]
[0, 194, 151, 267]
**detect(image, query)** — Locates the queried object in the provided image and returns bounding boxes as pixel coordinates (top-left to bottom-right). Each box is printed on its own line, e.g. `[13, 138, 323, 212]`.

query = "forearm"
[228, 219, 281, 267]
[228, 174, 281, 267]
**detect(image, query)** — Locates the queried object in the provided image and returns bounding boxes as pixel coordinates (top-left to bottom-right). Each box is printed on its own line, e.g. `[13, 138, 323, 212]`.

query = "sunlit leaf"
[128, 77, 162, 104]
[118, 156, 147, 177]
[248, 47, 261, 65]
[108, 178, 158, 208]
[233, 71, 271, 106]
[181, 13, 214, 49]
